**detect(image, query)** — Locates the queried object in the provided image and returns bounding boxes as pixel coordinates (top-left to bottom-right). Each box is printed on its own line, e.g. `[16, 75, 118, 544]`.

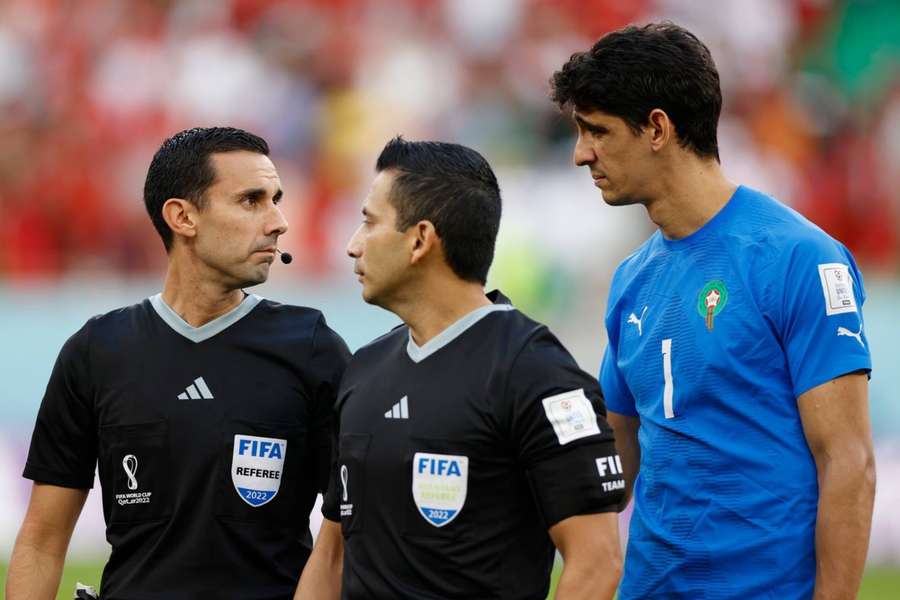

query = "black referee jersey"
[322, 291, 624, 600]
[23, 293, 350, 600]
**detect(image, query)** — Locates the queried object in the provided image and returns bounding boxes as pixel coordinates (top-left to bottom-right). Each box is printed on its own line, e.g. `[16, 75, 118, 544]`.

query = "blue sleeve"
[599, 274, 638, 416]
[600, 344, 637, 416]
[776, 235, 872, 398]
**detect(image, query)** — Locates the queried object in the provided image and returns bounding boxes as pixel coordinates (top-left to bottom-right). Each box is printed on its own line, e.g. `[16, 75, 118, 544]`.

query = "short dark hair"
[375, 136, 502, 285]
[143, 127, 270, 250]
[550, 22, 722, 161]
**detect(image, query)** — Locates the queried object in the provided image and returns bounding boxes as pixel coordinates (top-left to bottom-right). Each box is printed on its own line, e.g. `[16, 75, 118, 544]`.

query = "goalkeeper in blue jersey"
[550, 22, 875, 600]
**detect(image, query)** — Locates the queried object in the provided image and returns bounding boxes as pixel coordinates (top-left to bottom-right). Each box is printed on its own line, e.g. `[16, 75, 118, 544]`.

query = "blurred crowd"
[0, 0, 898, 280]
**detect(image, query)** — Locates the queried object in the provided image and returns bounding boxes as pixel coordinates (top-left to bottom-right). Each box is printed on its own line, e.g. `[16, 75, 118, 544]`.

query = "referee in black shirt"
[296, 137, 624, 600]
[7, 127, 350, 599]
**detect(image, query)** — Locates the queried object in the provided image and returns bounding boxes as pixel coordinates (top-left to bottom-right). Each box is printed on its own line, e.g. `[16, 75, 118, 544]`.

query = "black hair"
[143, 127, 270, 250]
[550, 22, 722, 161]
[375, 136, 502, 285]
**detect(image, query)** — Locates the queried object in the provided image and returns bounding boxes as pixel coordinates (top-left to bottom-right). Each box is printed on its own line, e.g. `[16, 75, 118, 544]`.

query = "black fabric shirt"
[323, 292, 624, 600]
[24, 294, 350, 600]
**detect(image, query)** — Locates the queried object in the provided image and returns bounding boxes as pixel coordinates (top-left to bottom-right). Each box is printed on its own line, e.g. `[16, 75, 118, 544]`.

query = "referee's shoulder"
[58, 300, 150, 354]
[481, 302, 554, 359]
[253, 297, 325, 326]
[352, 321, 407, 360]
[82, 298, 151, 333]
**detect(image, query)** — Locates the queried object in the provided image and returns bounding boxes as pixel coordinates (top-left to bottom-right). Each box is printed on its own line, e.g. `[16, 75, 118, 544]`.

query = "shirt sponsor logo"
[627, 306, 648, 336]
[231, 434, 286, 507]
[384, 395, 409, 419]
[818, 263, 857, 315]
[115, 453, 152, 506]
[412, 452, 468, 528]
[837, 325, 865, 348]
[542, 389, 601, 445]
[177, 376, 214, 400]
[696, 280, 728, 331]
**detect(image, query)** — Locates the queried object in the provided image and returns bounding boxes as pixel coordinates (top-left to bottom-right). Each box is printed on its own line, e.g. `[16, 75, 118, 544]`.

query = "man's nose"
[573, 133, 595, 167]
[346, 226, 363, 258]
[266, 204, 289, 237]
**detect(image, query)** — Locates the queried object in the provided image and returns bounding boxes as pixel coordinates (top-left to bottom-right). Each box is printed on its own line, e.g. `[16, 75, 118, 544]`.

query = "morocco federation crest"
[697, 280, 728, 331]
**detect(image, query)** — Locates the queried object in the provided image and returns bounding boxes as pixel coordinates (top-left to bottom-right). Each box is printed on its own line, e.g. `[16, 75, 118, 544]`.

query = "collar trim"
[149, 293, 263, 343]
[406, 303, 514, 363]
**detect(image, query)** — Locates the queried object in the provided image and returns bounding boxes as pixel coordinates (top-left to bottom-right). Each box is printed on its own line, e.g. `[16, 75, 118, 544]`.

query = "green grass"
[1, 561, 899, 599]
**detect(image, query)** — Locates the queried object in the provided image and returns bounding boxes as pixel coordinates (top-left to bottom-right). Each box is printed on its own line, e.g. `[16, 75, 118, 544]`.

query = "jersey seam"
[730, 231, 783, 352]
[500, 324, 548, 462]
[84, 318, 98, 433]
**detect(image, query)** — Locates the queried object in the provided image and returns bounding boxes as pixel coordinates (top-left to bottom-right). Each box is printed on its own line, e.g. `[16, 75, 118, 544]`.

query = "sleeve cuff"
[22, 463, 94, 489]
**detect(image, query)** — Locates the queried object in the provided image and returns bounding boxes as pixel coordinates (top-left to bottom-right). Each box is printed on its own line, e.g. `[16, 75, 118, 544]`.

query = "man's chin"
[236, 266, 271, 288]
[601, 190, 637, 207]
[361, 288, 378, 306]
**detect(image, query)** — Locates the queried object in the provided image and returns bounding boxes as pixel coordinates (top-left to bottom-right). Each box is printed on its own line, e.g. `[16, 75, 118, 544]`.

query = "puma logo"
[627, 306, 649, 337]
[837, 326, 864, 348]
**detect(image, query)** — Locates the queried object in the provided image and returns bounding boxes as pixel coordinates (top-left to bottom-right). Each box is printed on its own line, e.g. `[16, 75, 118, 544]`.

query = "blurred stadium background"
[0, 0, 898, 597]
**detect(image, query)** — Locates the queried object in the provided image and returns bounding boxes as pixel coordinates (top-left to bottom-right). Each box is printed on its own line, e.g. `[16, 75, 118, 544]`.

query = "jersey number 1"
[662, 338, 675, 418]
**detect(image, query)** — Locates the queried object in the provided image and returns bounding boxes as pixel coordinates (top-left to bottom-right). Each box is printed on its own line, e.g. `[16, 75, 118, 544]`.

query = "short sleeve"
[320, 435, 341, 523]
[599, 269, 637, 416]
[776, 236, 872, 397]
[502, 329, 625, 527]
[599, 342, 637, 417]
[23, 322, 97, 489]
[309, 315, 352, 497]
[320, 381, 350, 523]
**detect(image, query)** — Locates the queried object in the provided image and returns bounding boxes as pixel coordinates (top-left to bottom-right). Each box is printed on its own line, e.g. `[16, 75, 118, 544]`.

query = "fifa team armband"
[527, 438, 625, 527]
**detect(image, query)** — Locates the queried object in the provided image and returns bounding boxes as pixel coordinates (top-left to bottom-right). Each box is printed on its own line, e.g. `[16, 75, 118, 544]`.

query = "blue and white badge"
[232, 434, 287, 507]
[412, 452, 468, 527]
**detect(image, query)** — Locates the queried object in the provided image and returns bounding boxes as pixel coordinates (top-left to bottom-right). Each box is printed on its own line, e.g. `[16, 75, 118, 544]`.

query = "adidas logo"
[177, 377, 214, 400]
[384, 396, 409, 419]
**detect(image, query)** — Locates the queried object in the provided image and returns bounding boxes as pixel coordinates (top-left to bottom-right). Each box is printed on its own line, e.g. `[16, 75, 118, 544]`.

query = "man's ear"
[409, 220, 439, 265]
[162, 198, 198, 241]
[647, 108, 674, 152]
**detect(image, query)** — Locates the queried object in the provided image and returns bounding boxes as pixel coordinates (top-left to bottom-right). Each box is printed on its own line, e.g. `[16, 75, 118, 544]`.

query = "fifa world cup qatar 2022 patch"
[412, 452, 468, 527]
[115, 453, 152, 506]
[542, 388, 601, 445]
[231, 434, 286, 507]
[697, 280, 728, 331]
[818, 263, 857, 316]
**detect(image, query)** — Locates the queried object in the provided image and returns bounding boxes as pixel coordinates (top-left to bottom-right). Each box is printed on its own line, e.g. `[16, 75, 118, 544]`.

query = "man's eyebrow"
[574, 114, 608, 133]
[236, 187, 283, 201]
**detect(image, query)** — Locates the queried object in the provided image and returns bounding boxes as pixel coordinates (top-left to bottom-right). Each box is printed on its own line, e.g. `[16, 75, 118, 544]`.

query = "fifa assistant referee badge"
[698, 280, 728, 331]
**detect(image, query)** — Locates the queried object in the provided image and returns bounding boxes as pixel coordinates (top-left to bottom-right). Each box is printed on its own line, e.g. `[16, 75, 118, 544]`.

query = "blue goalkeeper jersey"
[600, 185, 872, 599]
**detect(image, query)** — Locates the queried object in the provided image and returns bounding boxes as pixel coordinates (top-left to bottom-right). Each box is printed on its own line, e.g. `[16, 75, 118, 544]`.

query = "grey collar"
[407, 303, 515, 363]
[149, 293, 263, 343]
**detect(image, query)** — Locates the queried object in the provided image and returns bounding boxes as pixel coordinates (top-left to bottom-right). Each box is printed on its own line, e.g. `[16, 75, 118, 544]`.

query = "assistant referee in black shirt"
[7, 127, 350, 599]
[296, 137, 624, 600]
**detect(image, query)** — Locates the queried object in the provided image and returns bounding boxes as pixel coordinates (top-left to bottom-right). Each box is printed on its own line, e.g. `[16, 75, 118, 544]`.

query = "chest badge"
[412, 452, 468, 527]
[232, 434, 287, 507]
[697, 280, 728, 331]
